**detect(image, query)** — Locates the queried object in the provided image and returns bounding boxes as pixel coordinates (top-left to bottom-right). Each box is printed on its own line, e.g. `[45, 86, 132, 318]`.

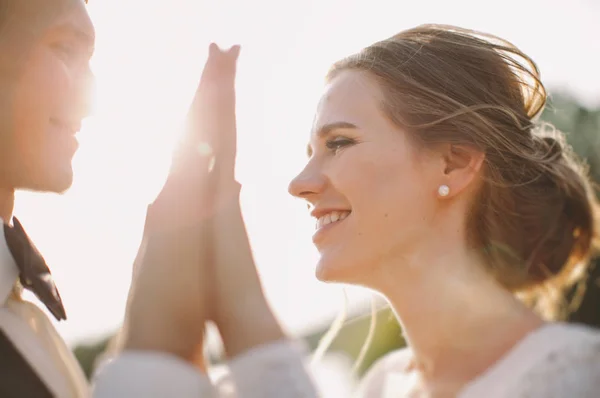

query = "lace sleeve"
[508, 334, 600, 398]
[214, 339, 320, 398]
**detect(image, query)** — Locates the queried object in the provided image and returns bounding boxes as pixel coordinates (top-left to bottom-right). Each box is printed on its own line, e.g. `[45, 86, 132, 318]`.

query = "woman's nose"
[288, 162, 327, 199]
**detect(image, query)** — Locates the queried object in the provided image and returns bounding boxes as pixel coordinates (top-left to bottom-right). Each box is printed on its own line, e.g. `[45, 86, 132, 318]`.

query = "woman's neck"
[375, 238, 544, 386]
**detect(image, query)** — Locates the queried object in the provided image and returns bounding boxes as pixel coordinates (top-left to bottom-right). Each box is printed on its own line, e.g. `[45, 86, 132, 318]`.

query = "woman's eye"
[53, 43, 77, 61]
[325, 138, 355, 153]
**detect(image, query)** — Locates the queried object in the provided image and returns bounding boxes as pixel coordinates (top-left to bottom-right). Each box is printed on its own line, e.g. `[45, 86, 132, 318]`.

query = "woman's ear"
[440, 144, 485, 198]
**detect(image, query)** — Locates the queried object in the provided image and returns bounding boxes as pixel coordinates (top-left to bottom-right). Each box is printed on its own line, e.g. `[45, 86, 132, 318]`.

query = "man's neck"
[0, 186, 15, 222]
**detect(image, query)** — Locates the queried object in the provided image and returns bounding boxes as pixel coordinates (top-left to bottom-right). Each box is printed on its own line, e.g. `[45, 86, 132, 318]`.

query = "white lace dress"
[355, 322, 600, 397]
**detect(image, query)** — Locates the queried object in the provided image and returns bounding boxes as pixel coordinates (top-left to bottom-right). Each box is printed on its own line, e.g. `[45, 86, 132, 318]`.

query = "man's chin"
[21, 171, 74, 194]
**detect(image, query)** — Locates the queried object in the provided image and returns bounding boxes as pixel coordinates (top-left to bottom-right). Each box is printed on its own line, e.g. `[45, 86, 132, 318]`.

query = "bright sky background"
[14, 0, 600, 346]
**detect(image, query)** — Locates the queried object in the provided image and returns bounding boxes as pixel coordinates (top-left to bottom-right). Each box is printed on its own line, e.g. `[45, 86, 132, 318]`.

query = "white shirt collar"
[0, 218, 20, 304]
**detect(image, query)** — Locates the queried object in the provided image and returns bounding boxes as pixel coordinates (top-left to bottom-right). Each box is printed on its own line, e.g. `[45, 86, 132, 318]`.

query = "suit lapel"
[0, 329, 55, 398]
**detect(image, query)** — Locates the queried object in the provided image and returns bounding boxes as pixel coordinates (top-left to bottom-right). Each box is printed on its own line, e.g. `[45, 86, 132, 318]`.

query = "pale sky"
[15, 0, 600, 346]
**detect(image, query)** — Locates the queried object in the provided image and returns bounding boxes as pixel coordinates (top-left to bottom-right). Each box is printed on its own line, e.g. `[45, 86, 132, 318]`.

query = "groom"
[0, 1, 304, 397]
[0, 1, 209, 396]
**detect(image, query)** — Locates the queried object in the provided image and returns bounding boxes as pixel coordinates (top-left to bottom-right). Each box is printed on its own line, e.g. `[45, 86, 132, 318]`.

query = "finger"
[211, 44, 240, 181]
[201, 43, 240, 82]
[170, 139, 213, 176]
[227, 44, 241, 59]
[186, 43, 240, 182]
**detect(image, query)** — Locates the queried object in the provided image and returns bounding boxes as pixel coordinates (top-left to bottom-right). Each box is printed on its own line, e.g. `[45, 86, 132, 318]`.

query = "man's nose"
[74, 66, 95, 121]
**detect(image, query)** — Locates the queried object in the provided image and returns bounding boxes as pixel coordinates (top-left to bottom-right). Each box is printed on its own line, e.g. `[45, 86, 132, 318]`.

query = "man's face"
[0, 0, 95, 193]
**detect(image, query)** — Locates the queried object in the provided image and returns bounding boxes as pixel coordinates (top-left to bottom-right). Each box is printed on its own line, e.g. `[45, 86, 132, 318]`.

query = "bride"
[109, 24, 600, 397]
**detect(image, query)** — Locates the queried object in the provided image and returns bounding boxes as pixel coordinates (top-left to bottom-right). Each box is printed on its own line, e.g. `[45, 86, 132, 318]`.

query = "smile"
[50, 118, 80, 136]
[315, 210, 351, 230]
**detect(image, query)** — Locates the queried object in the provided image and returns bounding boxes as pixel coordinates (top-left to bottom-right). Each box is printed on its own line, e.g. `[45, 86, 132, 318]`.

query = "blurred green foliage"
[72, 337, 112, 379]
[543, 92, 600, 181]
[73, 92, 600, 380]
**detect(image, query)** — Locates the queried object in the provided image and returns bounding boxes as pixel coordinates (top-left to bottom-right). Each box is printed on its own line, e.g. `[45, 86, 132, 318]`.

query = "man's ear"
[440, 144, 485, 198]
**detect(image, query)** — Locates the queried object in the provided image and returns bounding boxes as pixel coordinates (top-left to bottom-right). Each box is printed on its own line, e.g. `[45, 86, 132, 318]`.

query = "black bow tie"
[3, 217, 66, 321]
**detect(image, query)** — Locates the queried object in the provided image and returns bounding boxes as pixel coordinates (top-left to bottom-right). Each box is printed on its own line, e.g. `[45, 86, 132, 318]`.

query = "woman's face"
[289, 70, 443, 285]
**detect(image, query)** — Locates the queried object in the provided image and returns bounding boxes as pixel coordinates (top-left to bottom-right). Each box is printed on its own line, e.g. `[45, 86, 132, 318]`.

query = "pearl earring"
[438, 184, 450, 197]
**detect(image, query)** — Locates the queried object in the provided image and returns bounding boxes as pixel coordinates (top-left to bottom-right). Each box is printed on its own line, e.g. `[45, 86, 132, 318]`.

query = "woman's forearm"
[212, 199, 286, 358]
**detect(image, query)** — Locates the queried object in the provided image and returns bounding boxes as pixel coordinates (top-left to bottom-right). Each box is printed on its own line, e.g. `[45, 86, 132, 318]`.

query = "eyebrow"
[306, 121, 358, 156]
[314, 121, 358, 138]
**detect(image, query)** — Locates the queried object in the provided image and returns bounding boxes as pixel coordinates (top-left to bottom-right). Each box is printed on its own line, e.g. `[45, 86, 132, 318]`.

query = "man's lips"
[50, 118, 81, 135]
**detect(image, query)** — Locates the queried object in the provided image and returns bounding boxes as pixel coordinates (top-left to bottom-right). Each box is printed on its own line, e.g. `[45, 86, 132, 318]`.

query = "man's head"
[0, 0, 94, 193]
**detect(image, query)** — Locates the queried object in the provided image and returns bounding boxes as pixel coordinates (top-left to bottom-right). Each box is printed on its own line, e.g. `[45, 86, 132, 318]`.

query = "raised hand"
[121, 44, 241, 371]
[197, 52, 286, 357]
[151, 43, 241, 230]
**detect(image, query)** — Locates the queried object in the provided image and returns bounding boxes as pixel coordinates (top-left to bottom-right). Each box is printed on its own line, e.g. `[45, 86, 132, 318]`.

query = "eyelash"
[325, 137, 355, 153]
[53, 43, 78, 61]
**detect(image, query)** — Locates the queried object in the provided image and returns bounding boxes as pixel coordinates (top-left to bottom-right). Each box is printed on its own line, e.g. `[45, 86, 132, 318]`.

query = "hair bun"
[535, 135, 563, 161]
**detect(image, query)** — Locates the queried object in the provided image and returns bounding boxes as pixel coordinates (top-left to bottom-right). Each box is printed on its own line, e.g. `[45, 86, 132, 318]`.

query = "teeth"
[316, 211, 350, 230]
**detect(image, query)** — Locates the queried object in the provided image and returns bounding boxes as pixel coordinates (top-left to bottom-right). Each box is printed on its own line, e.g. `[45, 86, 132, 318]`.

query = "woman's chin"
[315, 254, 362, 284]
[315, 261, 336, 282]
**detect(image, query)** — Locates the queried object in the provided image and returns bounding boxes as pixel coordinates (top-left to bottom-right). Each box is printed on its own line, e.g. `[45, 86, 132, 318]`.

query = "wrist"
[216, 296, 286, 358]
[123, 313, 207, 372]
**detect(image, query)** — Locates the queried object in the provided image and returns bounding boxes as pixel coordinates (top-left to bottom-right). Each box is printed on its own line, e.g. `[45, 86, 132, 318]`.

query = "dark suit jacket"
[0, 330, 54, 398]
